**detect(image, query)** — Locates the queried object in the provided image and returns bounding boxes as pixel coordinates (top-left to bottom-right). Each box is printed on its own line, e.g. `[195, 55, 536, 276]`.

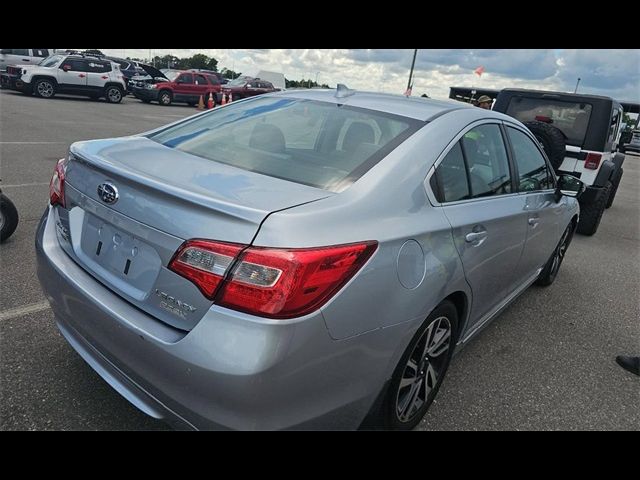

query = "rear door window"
[461, 124, 512, 198]
[434, 142, 469, 202]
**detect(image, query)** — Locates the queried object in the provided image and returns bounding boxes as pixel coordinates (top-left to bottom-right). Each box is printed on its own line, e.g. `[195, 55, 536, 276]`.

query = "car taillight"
[217, 241, 378, 319]
[49, 158, 67, 207]
[169, 240, 246, 299]
[169, 240, 378, 318]
[584, 152, 602, 170]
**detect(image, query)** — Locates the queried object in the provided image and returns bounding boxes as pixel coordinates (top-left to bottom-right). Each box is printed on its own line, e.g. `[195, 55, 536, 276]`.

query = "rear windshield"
[148, 97, 421, 191]
[505, 97, 593, 147]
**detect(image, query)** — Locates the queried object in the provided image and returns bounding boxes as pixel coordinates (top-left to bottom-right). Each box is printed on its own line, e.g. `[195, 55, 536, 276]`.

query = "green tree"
[221, 67, 241, 79]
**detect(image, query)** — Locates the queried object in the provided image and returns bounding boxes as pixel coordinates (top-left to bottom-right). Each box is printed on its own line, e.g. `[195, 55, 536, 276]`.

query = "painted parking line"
[0, 301, 50, 321]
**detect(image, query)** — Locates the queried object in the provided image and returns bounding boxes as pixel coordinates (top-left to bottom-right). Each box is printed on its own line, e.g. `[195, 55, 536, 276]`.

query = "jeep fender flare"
[593, 160, 616, 188]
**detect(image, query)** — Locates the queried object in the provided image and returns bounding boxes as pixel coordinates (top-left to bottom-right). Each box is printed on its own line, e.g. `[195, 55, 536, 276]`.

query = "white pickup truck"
[0, 49, 56, 71]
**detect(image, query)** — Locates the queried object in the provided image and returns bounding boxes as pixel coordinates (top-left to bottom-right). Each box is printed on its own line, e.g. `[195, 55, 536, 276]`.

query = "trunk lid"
[57, 136, 331, 330]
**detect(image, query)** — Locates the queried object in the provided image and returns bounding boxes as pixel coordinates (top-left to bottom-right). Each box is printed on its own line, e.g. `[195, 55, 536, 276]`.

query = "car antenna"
[335, 83, 355, 99]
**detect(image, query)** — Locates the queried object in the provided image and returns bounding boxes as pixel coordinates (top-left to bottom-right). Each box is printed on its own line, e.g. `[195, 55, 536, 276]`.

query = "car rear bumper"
[36, 206, 390, 430]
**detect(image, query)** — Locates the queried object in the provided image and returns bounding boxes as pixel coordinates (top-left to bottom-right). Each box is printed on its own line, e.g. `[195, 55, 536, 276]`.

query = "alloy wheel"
[37, 82, 53, 98]
[107, 88, 121, 103]
[396, 316, 452, 423]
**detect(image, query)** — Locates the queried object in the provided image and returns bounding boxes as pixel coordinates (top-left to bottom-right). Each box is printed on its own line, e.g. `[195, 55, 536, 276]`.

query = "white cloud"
[96, 48, 639, 101]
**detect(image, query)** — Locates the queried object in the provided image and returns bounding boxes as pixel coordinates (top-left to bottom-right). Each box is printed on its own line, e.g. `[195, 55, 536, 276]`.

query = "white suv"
[12, 53, 126, 103]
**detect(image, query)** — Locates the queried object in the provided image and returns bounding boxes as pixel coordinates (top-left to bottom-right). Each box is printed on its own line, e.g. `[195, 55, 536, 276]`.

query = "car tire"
[158, 90, 172, 106]
[0, 193, 19, 243]
[523, 121, 566, 173]
[605, 168, 623, 209]
[371, 301, 458, 431]
[536, 221, 575, 286]
[104, 86, 123, 104]
[576, 181, 612, 236]
[33, 78, 56, 99]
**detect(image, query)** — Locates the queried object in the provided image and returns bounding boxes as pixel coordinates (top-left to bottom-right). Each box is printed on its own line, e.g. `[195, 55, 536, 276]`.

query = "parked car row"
[1, 50, 280, 108]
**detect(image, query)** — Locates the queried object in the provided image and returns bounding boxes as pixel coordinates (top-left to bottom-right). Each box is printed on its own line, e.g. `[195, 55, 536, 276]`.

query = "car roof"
[267, 88, 476, 121]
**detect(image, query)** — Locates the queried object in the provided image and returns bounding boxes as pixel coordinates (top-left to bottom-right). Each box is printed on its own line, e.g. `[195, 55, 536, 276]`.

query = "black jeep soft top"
[493, 88, 622, 152]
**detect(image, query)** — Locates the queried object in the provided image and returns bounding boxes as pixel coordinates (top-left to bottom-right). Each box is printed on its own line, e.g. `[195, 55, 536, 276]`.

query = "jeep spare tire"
[524, 121, 566, 172]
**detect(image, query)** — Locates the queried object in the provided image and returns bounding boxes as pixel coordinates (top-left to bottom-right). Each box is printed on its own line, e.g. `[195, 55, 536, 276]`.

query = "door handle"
[465, 231, 488, 243]
[78, 73, 86, 78]
[23, 59, 30, 61]
[528, 217, 540, 227]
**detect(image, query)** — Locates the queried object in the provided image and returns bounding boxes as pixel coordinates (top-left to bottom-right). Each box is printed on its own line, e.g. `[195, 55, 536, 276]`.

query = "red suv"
[132, 68, 221, 106]
[221, 76, 277, 101]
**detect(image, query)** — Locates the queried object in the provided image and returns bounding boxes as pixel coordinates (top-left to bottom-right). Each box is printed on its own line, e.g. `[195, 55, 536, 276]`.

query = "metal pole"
[407, 49, 418, 91]
[574, 77, 581, 93]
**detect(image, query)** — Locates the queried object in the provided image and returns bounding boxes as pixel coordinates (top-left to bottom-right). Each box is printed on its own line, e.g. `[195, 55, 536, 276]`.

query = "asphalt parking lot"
[1, 90, 638, 430]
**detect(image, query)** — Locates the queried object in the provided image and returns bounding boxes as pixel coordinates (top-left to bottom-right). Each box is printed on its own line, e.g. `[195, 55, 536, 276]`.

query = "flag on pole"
[404, 85, 413, 96]
[474, 66, 485, 77]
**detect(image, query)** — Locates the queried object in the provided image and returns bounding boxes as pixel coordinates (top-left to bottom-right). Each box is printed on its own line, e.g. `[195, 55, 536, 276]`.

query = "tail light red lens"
[168, 240, 245, 299]
[584, 153, 602, 170]
[49, 158, 67, 207]
[217, 241, 378, 319]
[169, 239, 378, 319]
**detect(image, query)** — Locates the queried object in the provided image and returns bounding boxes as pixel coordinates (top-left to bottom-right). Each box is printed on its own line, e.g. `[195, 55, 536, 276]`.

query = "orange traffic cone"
[196, 95, 205, 110]
[207, 92, 214, 109]
[221, 94, 227, 106]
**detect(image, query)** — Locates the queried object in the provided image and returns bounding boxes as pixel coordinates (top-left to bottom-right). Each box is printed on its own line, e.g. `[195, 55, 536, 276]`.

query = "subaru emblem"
[97, 182, 119, 205]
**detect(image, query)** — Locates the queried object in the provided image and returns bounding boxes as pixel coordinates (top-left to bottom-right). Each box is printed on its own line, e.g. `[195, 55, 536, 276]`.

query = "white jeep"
[493, 89, 626, 236]
[11, 53, 126, 103]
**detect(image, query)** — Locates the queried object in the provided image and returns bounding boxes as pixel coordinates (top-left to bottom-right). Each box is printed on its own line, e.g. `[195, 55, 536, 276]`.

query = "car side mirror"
[555, 174, 585, 202]
[245, 84, 252, 89]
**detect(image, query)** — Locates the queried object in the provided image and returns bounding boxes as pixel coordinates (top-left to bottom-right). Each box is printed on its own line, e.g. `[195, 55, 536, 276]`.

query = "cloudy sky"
[101, 49, 640, 101]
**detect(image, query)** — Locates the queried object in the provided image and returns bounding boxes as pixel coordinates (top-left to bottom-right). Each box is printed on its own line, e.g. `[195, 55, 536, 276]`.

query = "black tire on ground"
[158, 90, 172, 106]
[536, 220, 576, 286]
[372, 301, 458, 430]
[523, 120, 566, 172]
[33, 78, 56, 99]
[0, 193, 19, 242]
[104, 85, 123, 104]
[576, 181, 612, 236]
[605, 168, 623, 209]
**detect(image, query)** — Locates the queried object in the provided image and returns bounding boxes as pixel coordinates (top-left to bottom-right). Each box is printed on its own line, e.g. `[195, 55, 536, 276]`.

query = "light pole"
[315, 72, 319, 87]
[406, 49, 418, 95]
[574, 77, 581, 93]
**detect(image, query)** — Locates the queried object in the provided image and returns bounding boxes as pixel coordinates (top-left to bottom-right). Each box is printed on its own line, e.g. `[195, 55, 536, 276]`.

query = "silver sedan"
[36, 87, 582, 430]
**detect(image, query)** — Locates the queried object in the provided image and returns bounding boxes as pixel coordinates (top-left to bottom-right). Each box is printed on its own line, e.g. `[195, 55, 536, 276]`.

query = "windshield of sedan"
[148, 97, 421, 191]
[39, 55, 63, 67]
